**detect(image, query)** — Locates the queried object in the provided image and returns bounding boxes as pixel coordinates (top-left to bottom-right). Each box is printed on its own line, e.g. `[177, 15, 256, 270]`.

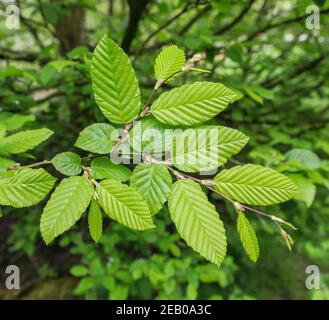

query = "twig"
[9, 160, 51, 170]
[215, 0, 255, 35]
[165, 161, 294, 229]
[246, 7, 329, 41]
[134, 1, 193, 59]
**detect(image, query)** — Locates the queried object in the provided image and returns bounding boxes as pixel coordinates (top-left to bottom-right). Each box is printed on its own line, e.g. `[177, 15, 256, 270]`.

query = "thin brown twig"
[165, 162, 292, 227]
[134, 1, 193, 59]
[9, 160, 52, 170]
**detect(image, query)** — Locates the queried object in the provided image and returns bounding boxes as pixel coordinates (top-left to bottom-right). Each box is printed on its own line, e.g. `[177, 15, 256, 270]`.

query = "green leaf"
[168, 179, 227, 267]
[0, 168, 56, 208]
[151, 82, 236, 126]
[70, 265, 89, 277]
[39, 64, 57, 85]
[0, 157, 15, 174]
[190, 67, 211, 74]
[285, 149, 321, 170]
[172, 126, 249, 172]
[110, 285, 129, 300]
[0, 112, 35, 131]
[52, 152, 82, 176]
[287, 174, 316, 208]
[48, 60, 76, 72]
[88, 200, 103, 243]
[244, 87, 263, 105]
[130, 163, 172, 215]
[41, 2, 60, 25]
[252, 86, 275, 101]
[225, 45, 244, 65]
[74, 277, 96, 295]
[214, 164, 297, 206]
[237, 211, 259, 262]
[91, 156, 131, 181]
[40, 176, 94, 244]
[0, 124, 6, 139]
[67, 46, 90, 59]
[91, 34, 141, 123]
[0, 65, 35, 81]
[0, 65, 24, 77]
[75, 123, 117, 154]
[97, 179, 154, 230]
[154, 45, 186, 82]
[0, 129, 53, 155]
[17, 152, 36, 160]
[129, 116, 176, 154]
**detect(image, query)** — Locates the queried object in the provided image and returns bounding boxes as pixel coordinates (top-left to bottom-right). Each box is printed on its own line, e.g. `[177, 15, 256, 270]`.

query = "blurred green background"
[0, 0, 328, 300]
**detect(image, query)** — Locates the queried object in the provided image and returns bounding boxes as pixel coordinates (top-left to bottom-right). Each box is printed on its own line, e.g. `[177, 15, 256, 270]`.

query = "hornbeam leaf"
[285, 148, 321, 170]
[0, 157, 15, 174]
[97, 179, 155, 230]
[52, 151, 82, 176]
[0, 112, 35, 131]
[172, 126, 249, 172]
[130, 163, 172, 215]
[214, 164, 298, 206]
[237, 211, 259, 262]
[151, 82, 236, 126]
[287, 174, 316, 208]
[91, 156, 131, 181]
[168, 179, 227, 267]
[91, 34, 141, 123]
[0, 128, 53, 155]
[0, 124, 6, 139]
[75, 123, 117, 154]
[41, 176, 94, 244]
[88, 200, 103, 243]
[0, 168, 56, 208]
[129, 116, 178, 155]
[154, 45, 186, 82]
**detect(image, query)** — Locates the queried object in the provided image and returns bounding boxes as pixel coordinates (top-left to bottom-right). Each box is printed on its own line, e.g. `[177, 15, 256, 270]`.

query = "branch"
[35, 91, 64, 104]
[111, 69, 182, 151]
[133, 1, 191, 58]
[35, 0, 57, 37]
[0, 50, 39, 62]
[165, 166, 295, 230]
[19, 16, 44, 50]
[121, 0, 151, 53]
[134, 1, 209, 57]
[15, 0, 56, 38]
[214, 0, 255, 35]
[247, 7, 329, 41]
[9, 160, 51, 170]
[262, 55, 325, 89]
[178, 3, 211, 36]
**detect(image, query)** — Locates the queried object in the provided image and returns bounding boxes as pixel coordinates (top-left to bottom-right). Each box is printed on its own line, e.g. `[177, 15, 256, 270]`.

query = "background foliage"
[0, 0, 329, 300]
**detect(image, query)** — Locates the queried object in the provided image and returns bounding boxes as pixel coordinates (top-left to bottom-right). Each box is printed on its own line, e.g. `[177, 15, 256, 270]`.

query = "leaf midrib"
[179, 182, 225, 255]
[99, 184, 148, 223]
[216, 180, 295, 192]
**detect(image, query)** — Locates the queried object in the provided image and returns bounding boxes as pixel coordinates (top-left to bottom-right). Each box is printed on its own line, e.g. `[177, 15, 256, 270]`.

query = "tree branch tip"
[234, 202, 245, 212]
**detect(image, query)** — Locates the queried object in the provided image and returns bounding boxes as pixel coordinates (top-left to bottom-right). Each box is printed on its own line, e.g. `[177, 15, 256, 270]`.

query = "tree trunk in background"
[52, 2, 86, 129]
[55, 4, 85, 55]
[121, 0, 150, 53]
[109, 0, 114, 16]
